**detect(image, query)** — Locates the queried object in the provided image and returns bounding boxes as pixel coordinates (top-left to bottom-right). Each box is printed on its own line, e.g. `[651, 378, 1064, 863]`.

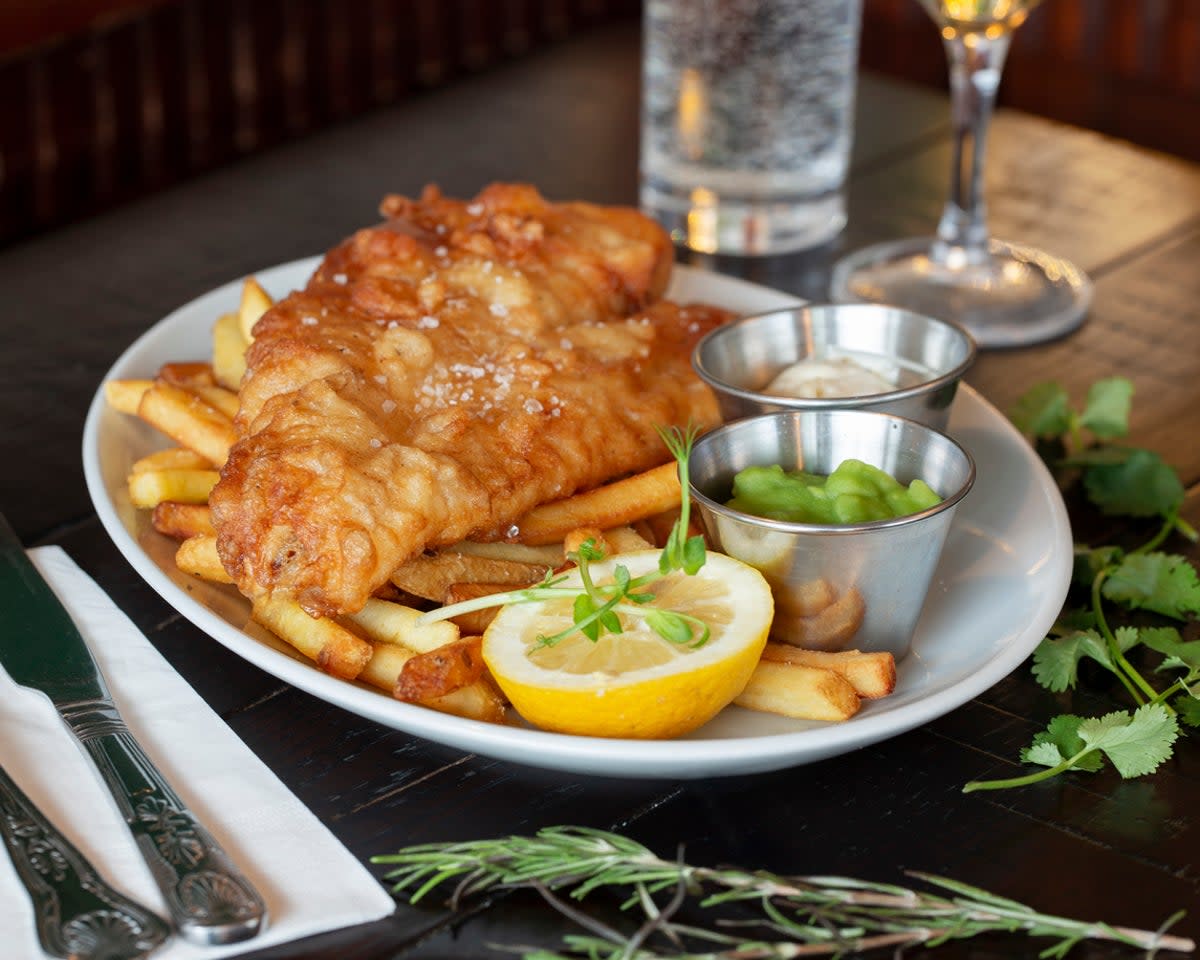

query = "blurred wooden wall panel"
[0, 0, 638, 247]
[862, 0, 1200, 163]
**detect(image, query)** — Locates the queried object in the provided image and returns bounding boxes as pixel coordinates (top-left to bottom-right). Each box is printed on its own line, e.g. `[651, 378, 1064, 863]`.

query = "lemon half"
[482, 550, 773, 739]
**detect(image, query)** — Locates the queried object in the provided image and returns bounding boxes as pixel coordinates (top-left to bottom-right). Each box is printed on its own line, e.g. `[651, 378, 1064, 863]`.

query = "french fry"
[152, 502, 215, 540]
[190, 382, 240, 420]
[357, 637, 507, 722]
[442, 582, 509, 635]
[212, 311, 249, 390]
[777, 587, 866, 651]
[734, 660, 861, 722]
[174, 534, 233, 583]
[601, 525, 655, 554]
[157, 361, 216, 388]
[561, 524, 653, 560]
[513, 462, 681, 545]
[421, 678, 507, 723]
[760, 644, 896, 699]
[390, 551, 548, 602]
[238, 276, 273, 342]
[443, 539, 562, 566]
[104, 379, 153, 415]
[252, 596, 372, 680]
[128, 467, 220, 508]
[395, 635, 485, 702]
[137, 380, 237, 465]
[343, 597, 460, 654]
[357, 640, 414, 691]
[639, 507, 681, 548]
[347, 607, 506, 721]
[563, 526, 606, 557]
[130, 447, 214, 472]
[153, 502, 216, 539]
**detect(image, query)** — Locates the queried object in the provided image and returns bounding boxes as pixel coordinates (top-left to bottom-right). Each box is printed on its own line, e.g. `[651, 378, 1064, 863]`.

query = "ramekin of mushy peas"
[688, 410, 974, 660]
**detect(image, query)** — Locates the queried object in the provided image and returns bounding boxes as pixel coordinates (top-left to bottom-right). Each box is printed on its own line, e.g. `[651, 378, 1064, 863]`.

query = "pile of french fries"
[104, 277, 896, 732]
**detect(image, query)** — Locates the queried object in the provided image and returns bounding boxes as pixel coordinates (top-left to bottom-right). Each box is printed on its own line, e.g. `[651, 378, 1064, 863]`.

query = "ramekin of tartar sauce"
[692, 303, 976, 432]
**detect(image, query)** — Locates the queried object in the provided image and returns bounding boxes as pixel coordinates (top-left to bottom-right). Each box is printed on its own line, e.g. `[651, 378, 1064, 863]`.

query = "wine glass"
[830, 0, 1092, 348]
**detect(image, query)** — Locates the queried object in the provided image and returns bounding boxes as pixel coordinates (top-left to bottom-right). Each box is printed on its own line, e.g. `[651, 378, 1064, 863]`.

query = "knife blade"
[0, 514, 267, 945]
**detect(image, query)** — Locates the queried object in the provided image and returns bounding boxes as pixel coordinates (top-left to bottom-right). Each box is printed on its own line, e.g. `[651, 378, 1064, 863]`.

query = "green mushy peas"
[727, 459, 942, 524]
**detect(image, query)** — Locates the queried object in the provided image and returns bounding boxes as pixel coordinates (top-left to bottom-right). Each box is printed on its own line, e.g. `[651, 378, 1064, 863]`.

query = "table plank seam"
[341, 754, 477, 817]
[1083, 216, 1200, 281]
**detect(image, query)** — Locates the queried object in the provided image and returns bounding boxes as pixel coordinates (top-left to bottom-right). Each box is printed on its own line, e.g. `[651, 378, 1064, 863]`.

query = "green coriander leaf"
[1022, 740, 1074, 769]
[1102, 552, 1200, 619]
[1010, 381, 1071, 437]
[1138, 626, 1200, 672]
[1172, 692, 1200, 728]
[1031, 628, 1134, 691]
[1021, 715, 1104, 772]
[1078, 376, 1133, 439]
[1077, 705, 1179, 779]
[1083, 448, 1183, 518]
[599, 609, 622, 634]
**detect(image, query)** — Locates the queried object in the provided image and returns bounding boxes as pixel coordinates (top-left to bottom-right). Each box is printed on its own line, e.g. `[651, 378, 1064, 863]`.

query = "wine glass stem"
[934, 32, 1011, 267]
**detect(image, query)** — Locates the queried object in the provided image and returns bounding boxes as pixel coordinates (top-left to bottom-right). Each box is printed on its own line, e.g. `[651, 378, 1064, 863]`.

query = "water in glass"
[640, 0, 862, 255]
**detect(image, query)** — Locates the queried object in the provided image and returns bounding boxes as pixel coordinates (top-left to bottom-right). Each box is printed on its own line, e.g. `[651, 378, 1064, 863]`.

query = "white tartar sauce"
[764, 355, 896, 399]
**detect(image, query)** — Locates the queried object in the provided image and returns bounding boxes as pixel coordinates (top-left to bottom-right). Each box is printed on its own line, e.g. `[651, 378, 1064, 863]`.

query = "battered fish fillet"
[210, 184, 731, 617]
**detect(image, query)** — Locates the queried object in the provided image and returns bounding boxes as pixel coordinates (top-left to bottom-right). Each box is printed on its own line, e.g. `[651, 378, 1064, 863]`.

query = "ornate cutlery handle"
[0, 762, 170, 960]
[62, 698, 268, 945]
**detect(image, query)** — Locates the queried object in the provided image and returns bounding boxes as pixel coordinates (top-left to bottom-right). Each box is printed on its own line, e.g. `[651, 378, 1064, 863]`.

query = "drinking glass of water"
[639, 0, 863, 256]
[831, 0, 1092, 347]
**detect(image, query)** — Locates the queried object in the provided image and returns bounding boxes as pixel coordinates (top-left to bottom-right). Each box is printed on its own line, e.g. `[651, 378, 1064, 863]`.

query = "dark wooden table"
[3, 20, 1198, 960]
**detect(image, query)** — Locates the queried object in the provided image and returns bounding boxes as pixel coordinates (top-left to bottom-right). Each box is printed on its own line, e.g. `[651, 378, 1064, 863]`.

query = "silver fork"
[0, 761, 170, 960]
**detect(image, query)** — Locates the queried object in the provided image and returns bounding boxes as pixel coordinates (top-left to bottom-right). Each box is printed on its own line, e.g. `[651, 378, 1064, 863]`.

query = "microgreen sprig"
[965, 378, 1200, 793]
[372, 826, 1195, 958]
[418, 425, 710, 648]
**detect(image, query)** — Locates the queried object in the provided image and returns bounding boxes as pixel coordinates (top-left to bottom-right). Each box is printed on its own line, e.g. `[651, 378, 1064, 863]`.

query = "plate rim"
[82, 257, 1073, 779]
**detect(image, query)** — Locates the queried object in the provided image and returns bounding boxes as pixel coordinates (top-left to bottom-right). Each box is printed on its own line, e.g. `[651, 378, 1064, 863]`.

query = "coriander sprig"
[418, 425, 709, 648]
[966, 378, 1199, 793]
[372, 826, 1195, 957]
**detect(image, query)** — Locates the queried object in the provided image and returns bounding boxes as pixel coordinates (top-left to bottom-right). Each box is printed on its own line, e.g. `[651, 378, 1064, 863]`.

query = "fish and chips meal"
[106, 183, 897, 739]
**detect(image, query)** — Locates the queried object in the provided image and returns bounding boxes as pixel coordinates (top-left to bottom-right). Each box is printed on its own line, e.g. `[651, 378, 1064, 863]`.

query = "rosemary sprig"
[417, 426, 709, 648]
[373, 826, 1195, 958]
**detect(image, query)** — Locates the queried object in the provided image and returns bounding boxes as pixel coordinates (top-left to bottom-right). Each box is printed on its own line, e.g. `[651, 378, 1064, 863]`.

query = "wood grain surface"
[1, 20, 1196, 960]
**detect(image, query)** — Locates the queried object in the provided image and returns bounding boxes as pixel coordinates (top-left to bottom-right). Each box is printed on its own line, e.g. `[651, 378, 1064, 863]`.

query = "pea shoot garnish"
[419, 425, 710, 649]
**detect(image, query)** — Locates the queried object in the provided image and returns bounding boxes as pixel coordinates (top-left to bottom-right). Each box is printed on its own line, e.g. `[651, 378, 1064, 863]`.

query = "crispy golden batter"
[210, 184, 729, 616]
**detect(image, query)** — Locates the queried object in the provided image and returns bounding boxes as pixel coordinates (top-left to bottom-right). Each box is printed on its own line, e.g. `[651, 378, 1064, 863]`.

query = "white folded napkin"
[0, 546, 396, 959]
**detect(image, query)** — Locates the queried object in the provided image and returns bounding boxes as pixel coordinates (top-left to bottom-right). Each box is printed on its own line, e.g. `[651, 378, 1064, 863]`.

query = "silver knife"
[0, 514, 267, 944]
[0, 761, 171, 959]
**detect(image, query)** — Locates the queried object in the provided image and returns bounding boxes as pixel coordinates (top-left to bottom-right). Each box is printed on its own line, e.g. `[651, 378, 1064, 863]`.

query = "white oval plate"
[83, 259, 1072, 779]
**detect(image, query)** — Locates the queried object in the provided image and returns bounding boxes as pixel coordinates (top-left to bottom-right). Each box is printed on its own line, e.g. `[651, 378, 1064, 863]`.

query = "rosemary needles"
[373, 826, 1194, 958]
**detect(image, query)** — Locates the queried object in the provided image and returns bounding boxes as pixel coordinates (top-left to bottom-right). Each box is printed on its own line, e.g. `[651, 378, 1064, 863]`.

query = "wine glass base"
[830, 237, 1093, 348]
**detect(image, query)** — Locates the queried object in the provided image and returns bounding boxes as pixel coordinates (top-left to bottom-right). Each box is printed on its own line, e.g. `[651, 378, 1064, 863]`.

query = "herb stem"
[962, 752, 1086, 793]
[1091, 567, 1156, 706]
[1133, 513, 1178, 556]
